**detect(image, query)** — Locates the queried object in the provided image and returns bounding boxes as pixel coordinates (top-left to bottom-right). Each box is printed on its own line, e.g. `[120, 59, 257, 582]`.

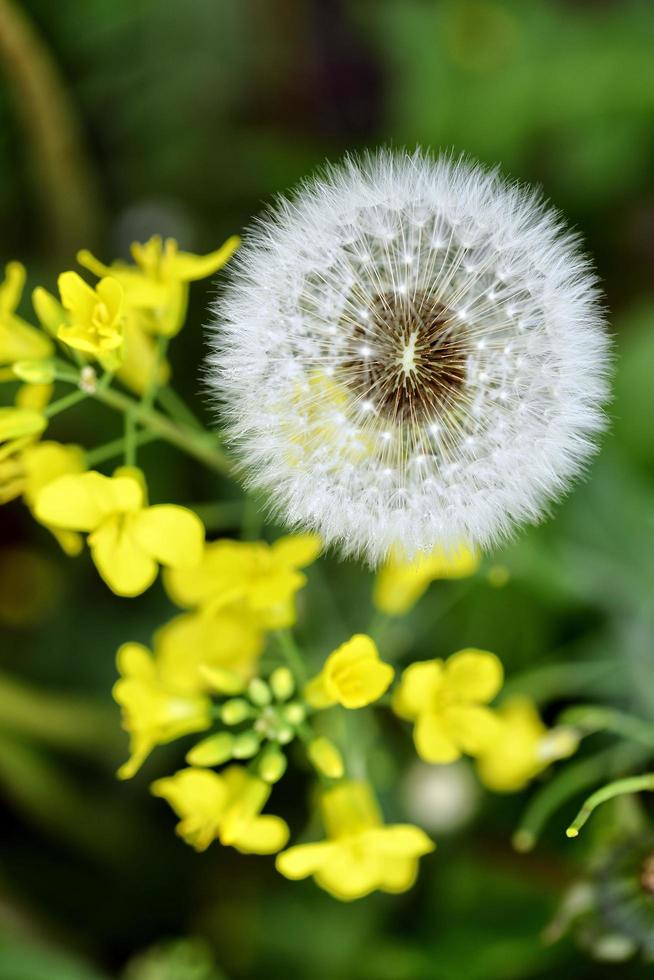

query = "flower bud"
[12, 360, 56, 385]
[248, 677, 272, 707]
[232, 731, 261, 759]
[258, 747, 287, 783]
[284, 702, 306, 726]
[308, 736, 344, 779]
[186, 732, 234, 766]
[220, 698, 251, 726]
[270, 666, 294, 701]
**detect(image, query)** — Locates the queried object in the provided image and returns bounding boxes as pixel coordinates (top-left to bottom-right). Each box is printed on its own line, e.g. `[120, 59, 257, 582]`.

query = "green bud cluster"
[189, 663, 310, 784]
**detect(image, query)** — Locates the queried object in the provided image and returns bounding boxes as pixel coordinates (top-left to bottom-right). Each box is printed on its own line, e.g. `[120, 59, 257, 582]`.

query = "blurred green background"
[1, 0, 654, 977]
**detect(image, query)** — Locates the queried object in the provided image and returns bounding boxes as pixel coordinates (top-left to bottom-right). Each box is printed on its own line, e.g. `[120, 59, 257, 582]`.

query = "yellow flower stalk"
[151, 765, 289, 853]
[276, 780, 434, 901]
[475, 697, 579, 793]
[0, 261, 53, 365]
[305, 634, 394, 710]
[77, 234, 239, 337]
[393, 649, 503, 764]
[34, 469, 204, 596]
[373, 544, 479, 616]
[56, 271, 124, 360]
[164, 533, 321, 629]
[113, 642, 212, 779]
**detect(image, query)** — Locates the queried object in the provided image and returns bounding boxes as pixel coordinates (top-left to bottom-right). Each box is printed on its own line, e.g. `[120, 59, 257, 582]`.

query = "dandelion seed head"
[208, 149, 610, 564]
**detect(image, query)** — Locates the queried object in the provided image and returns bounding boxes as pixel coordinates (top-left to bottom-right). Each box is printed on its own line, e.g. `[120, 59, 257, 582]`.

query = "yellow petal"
[444, 649, 504, 704]
[271, 533, 322, 568]
[96, 276, 123, 320]
[58, 271, 97, 318]
[32, 286, 67, 336]
[15, 382, 52, 412]
[34, 472, 142, 531]
[275, 841, 338, 879]
[129, 505, 204, 569]
[232, 815, 289, 855]
[0, 261, 25, 314]
[377, 857, 420, 894]
[444, 704, 502, 756]
[116, 641, 155, 680]
[365, 825, 435, 858]
[0, 407, 46, 442]
[393, 660, 444, 720]
[89, 517, 158, 596]
[322, 633, 394, 709]
[170, 237, 240, 281]
[414, 712, 461, 764]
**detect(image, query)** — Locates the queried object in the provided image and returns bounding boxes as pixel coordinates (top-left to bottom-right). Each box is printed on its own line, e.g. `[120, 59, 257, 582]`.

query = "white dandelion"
[208, 149, 610, 565]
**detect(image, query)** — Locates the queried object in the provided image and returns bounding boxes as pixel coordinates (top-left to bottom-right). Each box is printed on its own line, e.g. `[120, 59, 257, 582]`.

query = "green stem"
[566, 773, 654, 838]
[124, 407, 137, 466]
[275, 630, 308, 684]
[43, 387, 89, 417]
[241, 493, 264, 541]
[85, 430, 158, 468]
[141, 335, 168, 414]
[512, 742, 648, 853]
[557, 704, 654, 751]
[90, 383, 233, 476]
[157, 384, 205, 432]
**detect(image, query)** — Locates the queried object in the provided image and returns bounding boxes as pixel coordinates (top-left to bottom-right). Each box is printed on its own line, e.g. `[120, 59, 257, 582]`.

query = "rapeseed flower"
[304, 634, 394, 709]
[152, 765, 289, 853]
[394, 649, 503, 763]
[113, 642, 212, 779]
[34, 469, 204, 596]
[0, 406, 47, 462]
[0, 261, 53, 366]
[276, 780, 434, 900]
[164, 533, 321, 628]
[77, 234, 239, 337]
[154, 608, 264, 694]
[56, 272, 124, 361]
[476, 696, 578, 793]
[373, 544, 479, 616]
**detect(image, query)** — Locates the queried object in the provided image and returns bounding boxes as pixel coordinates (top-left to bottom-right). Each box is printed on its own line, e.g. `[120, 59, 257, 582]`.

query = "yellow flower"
[34, 469, 204, 596]
[305, 634, 394, 709]
[151, 765, 289, 853]
[0, 406, 47, 462]
[393, 649, 503, 764]
[165, 533, 321, 629]
[77, 235, 239, 337]
[475, 697, 578, 793]
[373, 544, 479, 616]
[154, 608, 265, 695]
[116, 310, 171, 395]
[0, 262, 53, 366]
[56, 272, 124, 359]
[276, 780, 434, 901]
[19, 441, 86, 555]
[113, 642, 212, 779]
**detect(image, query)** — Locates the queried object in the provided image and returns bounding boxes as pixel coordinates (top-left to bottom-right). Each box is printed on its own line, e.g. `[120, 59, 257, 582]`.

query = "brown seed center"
[342, 290, 468, 425]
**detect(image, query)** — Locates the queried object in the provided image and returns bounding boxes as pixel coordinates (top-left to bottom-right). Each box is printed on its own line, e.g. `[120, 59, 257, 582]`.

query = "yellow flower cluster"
[113, 533, 321, 777]
[393, 650, 576, 791]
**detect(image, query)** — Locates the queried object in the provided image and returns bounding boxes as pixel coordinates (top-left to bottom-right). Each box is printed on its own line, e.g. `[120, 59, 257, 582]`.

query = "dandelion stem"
[566, 773, 654, 839]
